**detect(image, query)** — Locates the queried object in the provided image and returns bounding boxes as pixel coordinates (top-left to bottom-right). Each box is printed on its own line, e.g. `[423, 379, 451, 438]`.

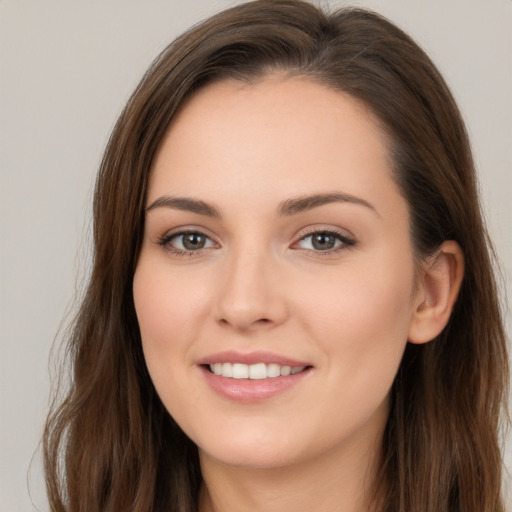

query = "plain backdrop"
[1, 1, 511, 510]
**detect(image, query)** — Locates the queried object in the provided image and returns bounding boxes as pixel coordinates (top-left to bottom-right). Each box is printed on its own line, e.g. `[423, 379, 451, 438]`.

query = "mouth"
[206, 362, 309, 379]
[204, 363, 310, 380]
[198, 351, 313, 402]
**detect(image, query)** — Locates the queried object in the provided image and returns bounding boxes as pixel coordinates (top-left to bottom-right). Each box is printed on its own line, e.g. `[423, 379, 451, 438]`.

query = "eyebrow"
[146, 196, 221, 217]
[277, 192, 379, 217]
[146, 192, 378, 218]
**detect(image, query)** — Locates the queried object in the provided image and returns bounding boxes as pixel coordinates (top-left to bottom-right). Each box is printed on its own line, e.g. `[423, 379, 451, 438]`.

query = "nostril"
[217, 316, 272, 329]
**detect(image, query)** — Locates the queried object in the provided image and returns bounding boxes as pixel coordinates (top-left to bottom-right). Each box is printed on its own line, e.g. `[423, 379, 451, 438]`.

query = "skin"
[133, 76, 461, 512]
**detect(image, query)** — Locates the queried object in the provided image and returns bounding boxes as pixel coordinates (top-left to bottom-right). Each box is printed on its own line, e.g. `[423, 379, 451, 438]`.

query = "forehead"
[148, 76, 399, 211]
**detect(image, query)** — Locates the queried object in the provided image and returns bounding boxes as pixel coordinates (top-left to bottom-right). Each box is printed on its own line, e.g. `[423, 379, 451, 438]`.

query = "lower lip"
[200, 366, 311, 403]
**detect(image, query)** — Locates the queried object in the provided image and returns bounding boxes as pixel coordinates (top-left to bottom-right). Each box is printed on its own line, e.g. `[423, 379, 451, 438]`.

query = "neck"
[198, 430, 385, 512]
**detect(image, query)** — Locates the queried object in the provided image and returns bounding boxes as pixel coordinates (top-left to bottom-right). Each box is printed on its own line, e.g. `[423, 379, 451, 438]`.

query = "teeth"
[221, 362, 233, 377]
[209, 362, 306, 379]
[280, 365, 291, 376]
[267, 363, 280, 378]
[232, 363, 249, 379]
[249, 363, 266, 380]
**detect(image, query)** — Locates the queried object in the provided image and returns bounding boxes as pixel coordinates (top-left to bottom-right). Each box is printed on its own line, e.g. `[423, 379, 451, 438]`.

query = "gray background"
[1, 1, 511, 510]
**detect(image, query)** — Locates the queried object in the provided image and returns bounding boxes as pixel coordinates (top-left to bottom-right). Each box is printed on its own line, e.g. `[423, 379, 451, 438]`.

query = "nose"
[215, 244, 288, 332]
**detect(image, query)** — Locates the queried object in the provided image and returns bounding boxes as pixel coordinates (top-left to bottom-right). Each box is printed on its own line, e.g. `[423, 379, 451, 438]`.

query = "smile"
[209, 362, 306, 379]
[198, 351, 312, 402]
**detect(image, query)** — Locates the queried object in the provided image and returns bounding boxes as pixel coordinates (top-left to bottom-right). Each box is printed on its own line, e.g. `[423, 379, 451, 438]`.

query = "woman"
[43, 1, 509, 511]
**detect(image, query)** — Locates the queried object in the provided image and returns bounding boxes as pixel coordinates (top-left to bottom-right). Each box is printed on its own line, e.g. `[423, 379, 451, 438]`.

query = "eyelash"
[157, 230, 218, 257]
[157, 228, 356, 257]
[294, 228, 356, 255]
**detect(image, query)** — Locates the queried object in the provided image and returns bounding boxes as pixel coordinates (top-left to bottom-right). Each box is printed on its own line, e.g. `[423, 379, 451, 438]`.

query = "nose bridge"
[215, 237, 286, 330]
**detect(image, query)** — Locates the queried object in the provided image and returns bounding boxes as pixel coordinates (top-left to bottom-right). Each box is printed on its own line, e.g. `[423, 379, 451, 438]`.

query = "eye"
[295, 230, 355, 252]
[158, 231, 217, 254]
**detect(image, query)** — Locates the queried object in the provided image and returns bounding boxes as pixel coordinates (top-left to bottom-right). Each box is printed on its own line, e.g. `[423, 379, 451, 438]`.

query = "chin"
[199, 442, 299, 470]
[193, 422, 306, 470]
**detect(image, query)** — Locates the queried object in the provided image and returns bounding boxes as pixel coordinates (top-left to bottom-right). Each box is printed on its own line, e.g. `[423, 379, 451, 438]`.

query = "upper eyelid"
[158, 225, 218, 241]
[295, 225, 355, 241]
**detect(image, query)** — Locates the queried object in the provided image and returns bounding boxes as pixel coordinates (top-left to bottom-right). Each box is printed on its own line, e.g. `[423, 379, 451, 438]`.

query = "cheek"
[134, 259, 205, 339]
[132, 259, 212, 429]
[132, 258, 211, 379]
[298, 254, 415, 385]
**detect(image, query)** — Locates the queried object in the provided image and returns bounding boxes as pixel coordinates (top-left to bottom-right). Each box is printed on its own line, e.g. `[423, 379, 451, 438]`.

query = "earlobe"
[408, 240, 465, 344]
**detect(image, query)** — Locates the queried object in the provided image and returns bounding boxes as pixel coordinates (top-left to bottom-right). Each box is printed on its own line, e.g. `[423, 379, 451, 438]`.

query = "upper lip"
[196, 350, 311, 367]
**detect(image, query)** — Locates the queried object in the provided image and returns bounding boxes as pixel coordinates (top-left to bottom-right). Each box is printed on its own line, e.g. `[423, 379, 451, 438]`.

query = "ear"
[408, 240, 465, 344]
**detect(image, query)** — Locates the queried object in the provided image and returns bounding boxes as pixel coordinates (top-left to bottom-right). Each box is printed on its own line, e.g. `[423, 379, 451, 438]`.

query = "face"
[133, 76, 420, 471]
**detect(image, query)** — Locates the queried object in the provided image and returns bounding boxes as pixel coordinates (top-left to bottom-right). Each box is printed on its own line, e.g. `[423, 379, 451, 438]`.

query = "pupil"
[183, 233, 205, 250]
[312, 233, 335, 250]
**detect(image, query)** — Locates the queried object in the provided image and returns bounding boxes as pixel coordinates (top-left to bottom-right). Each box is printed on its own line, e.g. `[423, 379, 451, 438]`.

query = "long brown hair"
[43, 1, 509, 511]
